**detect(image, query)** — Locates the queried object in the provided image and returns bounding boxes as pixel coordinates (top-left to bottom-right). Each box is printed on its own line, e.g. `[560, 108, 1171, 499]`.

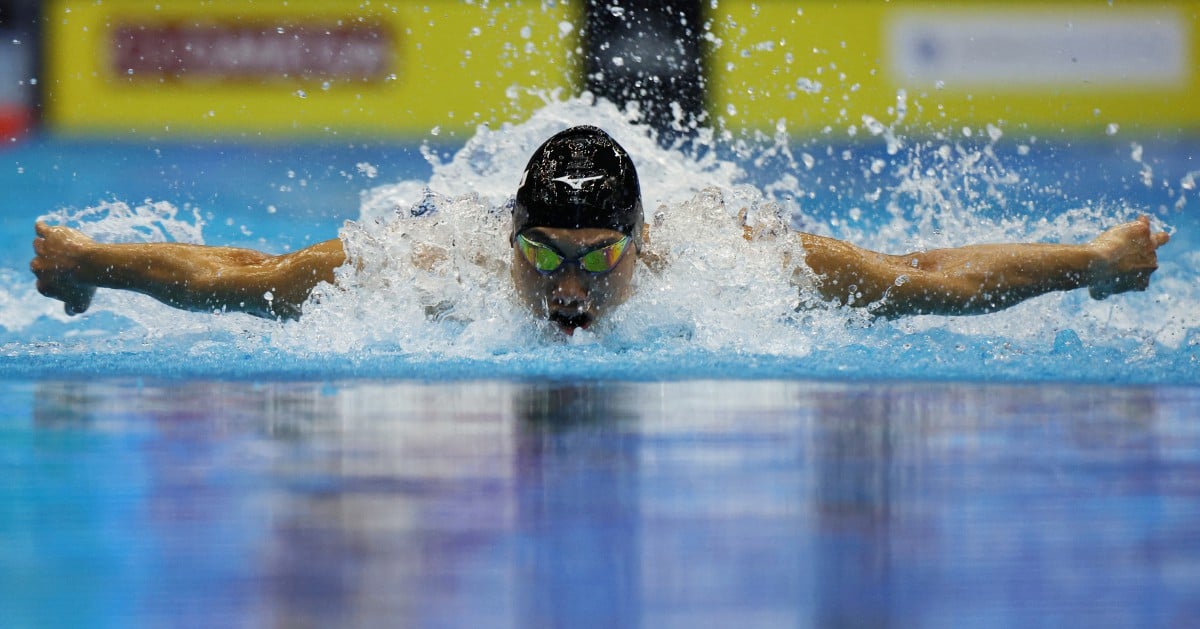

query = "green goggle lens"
[517, 234, 631, 274]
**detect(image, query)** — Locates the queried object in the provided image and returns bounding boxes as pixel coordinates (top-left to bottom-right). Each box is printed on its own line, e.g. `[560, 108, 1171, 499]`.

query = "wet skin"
[510, 226, 637, 335]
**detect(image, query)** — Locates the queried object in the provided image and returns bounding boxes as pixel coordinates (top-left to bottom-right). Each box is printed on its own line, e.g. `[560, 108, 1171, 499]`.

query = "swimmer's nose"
[550, 269, 588, 309]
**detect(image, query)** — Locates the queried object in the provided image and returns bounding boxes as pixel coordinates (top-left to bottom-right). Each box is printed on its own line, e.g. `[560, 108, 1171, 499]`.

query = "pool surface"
[2, 378, 1198, 628]
[2, 98, 1199, 627]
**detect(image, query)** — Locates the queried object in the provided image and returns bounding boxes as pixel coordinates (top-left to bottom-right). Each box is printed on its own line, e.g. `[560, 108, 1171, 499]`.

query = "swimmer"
[31, 125, 1170, 334]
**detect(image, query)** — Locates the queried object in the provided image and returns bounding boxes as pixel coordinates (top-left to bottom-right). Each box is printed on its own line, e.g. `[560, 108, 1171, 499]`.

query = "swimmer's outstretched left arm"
[796, 216, 1170, 317]
[31, 222, 347, 319]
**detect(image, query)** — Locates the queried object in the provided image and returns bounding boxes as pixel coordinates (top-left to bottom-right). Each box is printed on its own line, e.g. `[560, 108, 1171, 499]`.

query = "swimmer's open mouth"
[550, 311, 593, 333]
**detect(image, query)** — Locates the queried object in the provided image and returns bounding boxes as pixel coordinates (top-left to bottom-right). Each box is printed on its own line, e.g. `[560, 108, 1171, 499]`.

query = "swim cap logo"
[552, 174, 603, 190]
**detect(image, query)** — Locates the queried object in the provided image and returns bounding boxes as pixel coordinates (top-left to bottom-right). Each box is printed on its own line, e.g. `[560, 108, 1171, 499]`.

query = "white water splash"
[280, 97, 811, 357]
[14, 94, 1196, 381]
[41, 200, 206, 244]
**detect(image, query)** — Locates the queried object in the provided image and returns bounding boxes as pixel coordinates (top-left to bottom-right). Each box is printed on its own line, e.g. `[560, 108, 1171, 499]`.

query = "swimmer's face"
[511, 226, 637, 335]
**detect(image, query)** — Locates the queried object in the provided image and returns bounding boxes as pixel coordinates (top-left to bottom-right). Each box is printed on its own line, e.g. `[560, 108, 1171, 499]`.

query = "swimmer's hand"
[1087, 215, 1170, 300]
[31, 222, 98, 316]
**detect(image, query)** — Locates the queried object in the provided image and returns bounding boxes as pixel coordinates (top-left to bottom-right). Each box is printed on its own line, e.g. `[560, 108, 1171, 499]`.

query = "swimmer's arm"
[32, 222, 346, 320]
[796, 216, 1169, 317]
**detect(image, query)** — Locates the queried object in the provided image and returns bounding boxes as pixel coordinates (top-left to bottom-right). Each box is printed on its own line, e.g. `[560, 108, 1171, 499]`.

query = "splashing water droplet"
[1181, 172, 1197, 191]
[356, 162, 378, 179]
[795, 78, 822, 94]
[862, 115, 885, 136]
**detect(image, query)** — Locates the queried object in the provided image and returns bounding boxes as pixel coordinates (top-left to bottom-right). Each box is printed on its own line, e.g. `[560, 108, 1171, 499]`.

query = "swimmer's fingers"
[1135, 215, 1171, 251]
[56, 287, 95, 316]
[31, 221, 96, 315]
[1153, 229, 1171, 249]
[1087, 216, 1167, 300]
[30, 259, 96, 316]
[32, 222, 96, 271]
[1088, 269, 1154, 300]
[30, 267, 96, 316]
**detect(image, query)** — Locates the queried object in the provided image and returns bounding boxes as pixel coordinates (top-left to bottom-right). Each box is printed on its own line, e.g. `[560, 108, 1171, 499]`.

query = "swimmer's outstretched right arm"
[796, 216, 1170, 317]
[31, 222, 346, 320]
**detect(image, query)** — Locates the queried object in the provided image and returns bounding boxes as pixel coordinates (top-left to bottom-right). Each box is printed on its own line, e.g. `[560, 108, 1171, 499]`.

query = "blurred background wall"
[0, 0, 38, 140]
[2, 0, 1197, 142]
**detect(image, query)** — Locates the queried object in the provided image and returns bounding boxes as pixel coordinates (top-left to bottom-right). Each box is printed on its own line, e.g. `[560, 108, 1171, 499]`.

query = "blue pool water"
[2, 99, 1199, 626]
[2, 379, 1198, 627]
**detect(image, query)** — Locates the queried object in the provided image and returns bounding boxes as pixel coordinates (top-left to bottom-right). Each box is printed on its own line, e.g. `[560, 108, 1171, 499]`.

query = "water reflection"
[10, 379, 1196, 627]
[810, 390, 898, 628]
[513, 383, 642, 627]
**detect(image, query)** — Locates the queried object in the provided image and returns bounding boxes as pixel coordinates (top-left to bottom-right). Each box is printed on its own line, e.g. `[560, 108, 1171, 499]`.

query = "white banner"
[888, 9, 1188, 89]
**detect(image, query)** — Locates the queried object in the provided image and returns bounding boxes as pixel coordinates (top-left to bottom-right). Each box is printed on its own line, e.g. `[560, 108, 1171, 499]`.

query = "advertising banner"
[45, 0, 580, 138]
[708, 2, 1199, 137]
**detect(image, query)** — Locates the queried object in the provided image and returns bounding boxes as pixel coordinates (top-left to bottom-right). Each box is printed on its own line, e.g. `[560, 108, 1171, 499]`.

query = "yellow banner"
[708, 1, 1200, 137]
[45, 0, 581, 138]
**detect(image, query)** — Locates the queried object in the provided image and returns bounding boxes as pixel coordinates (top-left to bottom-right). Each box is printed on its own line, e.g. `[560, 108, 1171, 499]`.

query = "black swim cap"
[512, 125, 643, 243]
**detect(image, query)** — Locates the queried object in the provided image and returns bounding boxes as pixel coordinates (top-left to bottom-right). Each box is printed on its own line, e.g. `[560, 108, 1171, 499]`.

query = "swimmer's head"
[510, 126, 643, 335]
[511, 125, 644, 244]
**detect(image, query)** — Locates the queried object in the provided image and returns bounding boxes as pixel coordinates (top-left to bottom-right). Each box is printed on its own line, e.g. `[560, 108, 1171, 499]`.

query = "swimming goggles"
[515, 233, 633, 275]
